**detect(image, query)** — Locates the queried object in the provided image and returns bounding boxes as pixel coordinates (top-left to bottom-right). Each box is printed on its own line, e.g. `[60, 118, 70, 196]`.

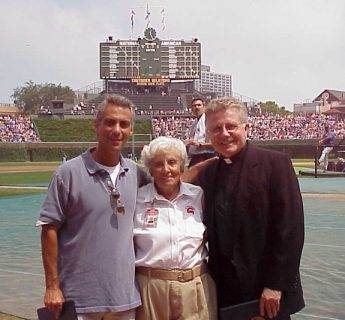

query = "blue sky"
[0, 0, 344, 109]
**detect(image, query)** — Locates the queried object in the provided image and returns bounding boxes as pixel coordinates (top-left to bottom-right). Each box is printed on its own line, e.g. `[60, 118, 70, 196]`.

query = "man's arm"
[181, 156, 217, 183]
[184, 139, 199, 147]
[198, 141, 213, 150]
[260, 154, 304, 318]
[41, 224, 65, 318]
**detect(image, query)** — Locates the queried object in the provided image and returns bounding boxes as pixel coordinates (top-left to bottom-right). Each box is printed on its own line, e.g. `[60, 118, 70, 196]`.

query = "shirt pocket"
[183, 214, 206, 240]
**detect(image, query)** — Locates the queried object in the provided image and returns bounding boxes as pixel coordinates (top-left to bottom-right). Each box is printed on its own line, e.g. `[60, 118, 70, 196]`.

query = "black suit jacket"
[197, 143, 305, 314]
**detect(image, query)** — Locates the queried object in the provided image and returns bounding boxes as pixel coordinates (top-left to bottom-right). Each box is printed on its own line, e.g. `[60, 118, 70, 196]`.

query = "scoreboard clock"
[144, 27, 157, 41]
[100, 28, 201, 81]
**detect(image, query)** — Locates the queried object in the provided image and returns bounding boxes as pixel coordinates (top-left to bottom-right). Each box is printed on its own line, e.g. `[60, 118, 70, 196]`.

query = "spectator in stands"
[151, 111, 345, 142]
[247, 114, 345, 141]
[185, 98, 215, 167]
[0, 114, 40, 142]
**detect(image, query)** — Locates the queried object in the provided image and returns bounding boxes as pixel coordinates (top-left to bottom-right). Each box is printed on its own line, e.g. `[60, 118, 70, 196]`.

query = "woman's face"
[150, 148, 182, 194]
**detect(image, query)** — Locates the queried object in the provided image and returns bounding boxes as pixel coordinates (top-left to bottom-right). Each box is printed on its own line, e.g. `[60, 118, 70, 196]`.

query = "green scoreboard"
[100, 28, 201, 84]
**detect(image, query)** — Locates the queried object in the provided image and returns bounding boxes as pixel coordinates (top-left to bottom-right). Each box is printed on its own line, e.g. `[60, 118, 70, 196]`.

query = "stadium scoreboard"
[100, 28, 201, 84]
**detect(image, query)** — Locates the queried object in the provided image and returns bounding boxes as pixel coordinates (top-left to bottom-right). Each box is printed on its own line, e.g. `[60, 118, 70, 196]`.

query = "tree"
[12, 81, 41, 113]
[12, 81, 75, 113]
[259, 101, 291, 115]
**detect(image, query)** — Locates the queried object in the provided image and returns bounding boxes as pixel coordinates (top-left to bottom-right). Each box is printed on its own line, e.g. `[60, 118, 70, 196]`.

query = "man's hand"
[181, 156, 217, 183]
[185, 139, 200, 147]
[41, 224, 63, 319]
[44, 287, 65, 319]
[259, 287, 281, 319]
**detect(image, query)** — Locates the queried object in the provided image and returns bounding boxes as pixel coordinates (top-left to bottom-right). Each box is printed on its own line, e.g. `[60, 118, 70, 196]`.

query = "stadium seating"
[87, 92, 185, 111]
[0, 114, 40, 142]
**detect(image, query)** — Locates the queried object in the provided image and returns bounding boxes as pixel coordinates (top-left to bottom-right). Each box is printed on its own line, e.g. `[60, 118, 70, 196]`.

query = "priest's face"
[206, 108, 249, 158]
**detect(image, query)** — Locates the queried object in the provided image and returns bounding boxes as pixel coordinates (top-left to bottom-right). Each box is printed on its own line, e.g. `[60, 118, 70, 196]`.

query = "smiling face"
[206, 108, 248, 158]
[94, 103, 133, 154]
[149, 148, 182, 200]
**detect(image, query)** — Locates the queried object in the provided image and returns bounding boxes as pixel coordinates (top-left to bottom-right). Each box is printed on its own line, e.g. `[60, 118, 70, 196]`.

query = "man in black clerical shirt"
[195, 97, 305, 319]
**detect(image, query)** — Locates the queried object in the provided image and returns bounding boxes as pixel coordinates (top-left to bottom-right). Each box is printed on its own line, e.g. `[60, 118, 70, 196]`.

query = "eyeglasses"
[107, 179, 125, 215]
[209, 122, 245, 135]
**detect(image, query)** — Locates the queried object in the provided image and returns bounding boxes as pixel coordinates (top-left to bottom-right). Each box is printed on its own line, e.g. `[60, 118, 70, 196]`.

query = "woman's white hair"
[141, 136, 188, 170]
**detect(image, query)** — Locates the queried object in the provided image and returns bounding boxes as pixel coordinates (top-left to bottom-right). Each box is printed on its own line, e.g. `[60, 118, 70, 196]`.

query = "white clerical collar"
[223, 158, 233, 164]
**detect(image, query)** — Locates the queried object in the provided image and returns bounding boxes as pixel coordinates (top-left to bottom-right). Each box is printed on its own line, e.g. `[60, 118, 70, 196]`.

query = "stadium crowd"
[248, 114, 345, 140]
[1, 112, 344, 143]
[135, 108, 191, 116]
[152, 113, 345, 140]
[0, 114, 40, 142]
[152, 116, 195, 140]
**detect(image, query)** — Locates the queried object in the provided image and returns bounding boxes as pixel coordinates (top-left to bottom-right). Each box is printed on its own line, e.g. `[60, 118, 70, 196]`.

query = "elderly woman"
[134, 136, 217, 320]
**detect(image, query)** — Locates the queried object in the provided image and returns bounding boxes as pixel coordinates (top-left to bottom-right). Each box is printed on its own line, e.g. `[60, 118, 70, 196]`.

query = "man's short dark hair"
[191, 97, 205, 105]
[96, 95, 134, 121]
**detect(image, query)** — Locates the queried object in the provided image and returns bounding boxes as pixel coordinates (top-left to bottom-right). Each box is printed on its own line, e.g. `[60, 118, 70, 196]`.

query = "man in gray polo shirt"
[37, 95, 149, 320]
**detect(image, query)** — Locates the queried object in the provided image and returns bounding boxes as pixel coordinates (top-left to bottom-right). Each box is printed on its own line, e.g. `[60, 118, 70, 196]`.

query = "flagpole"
[129, 3, 167, 36]
[130, 9, 135, 39]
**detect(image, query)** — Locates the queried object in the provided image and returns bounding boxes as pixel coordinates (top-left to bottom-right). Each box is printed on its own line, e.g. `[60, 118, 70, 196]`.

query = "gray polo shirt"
[38, 148, 150, 313]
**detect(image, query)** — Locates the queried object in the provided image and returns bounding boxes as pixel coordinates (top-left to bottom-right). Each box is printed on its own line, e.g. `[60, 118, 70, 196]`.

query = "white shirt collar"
[144, 181, 195, 203]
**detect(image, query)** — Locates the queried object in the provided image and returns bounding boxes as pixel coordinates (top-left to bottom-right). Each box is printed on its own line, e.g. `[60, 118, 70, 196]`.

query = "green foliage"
[12, 81, 75, 113]
[34, 119, 152, 142]
[260, 101, 291, 115]
[34, 119, 96, 142]
[0, 145, 27, 161]
[133, 119, 152, 135]
[31, 147, 89, 161]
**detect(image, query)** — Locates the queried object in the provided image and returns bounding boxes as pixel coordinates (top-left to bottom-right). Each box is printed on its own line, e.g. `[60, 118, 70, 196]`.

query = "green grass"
[34, 118, 152, 142]
[292, 159, 314, 163]
[0, 161, 60, 167]
[0, 171, 53, 186]
[0, 188, 45, 197]
[0, 159, 314, 188]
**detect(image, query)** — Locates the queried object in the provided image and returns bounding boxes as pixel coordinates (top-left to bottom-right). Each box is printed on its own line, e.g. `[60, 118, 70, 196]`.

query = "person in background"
[318, 125, 336, 172]
[37, 95, 149, 320]
[185, 98, 215, 167]
[134, 136, 217, 320]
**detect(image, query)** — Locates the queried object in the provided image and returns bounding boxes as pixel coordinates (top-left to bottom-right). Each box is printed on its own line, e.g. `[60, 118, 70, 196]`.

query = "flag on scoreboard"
[131, 9, 135, 33]
[145, 2, 151, 28]
[161, 8, 166, 31]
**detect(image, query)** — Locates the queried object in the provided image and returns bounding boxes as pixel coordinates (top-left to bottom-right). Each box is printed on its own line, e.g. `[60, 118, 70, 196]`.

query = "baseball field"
[0, 159, 316, 198]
